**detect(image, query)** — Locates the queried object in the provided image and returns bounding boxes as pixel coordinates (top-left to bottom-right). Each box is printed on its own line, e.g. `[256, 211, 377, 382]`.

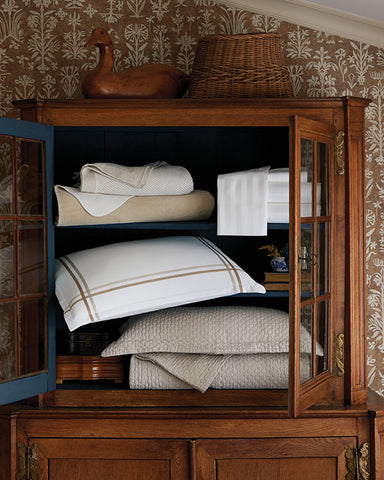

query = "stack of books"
[263, 272, 289, 291]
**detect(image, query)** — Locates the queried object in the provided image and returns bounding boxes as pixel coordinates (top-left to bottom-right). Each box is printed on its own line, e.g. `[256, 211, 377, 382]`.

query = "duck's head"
[86, 28, 113, 47]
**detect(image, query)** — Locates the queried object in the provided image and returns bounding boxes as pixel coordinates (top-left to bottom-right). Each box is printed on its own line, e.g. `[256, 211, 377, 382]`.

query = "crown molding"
[218, 0, 384, 48]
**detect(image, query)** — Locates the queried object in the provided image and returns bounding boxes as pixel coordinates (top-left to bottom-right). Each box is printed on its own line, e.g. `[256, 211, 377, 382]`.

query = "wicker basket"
[189, 33, 293, 98]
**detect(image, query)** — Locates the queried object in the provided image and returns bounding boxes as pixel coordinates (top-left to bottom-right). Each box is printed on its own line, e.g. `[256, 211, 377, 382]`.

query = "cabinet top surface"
[13, 96, 370, 108]
[13, 96, 371, 128]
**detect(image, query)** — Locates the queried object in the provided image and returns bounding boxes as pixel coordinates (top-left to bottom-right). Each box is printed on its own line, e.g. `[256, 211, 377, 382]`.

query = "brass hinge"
[334, 130, 345, 175]
[16, 442, 39, 480]
[345, 443, 369, 480]
[335, 333, 345, 376]
[16, 442, 26, 480]
[358, 443, 369, 480]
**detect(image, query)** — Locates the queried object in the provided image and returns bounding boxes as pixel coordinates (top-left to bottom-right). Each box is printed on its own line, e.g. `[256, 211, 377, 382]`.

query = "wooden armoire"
[1, 96, 383, 479]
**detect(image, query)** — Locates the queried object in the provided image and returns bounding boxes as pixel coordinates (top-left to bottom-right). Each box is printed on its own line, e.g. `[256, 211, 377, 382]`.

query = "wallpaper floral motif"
[0, 0, 383, 394]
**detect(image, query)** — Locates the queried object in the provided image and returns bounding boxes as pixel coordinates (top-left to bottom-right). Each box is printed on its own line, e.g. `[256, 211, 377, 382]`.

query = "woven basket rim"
[197, 33, 282, 41]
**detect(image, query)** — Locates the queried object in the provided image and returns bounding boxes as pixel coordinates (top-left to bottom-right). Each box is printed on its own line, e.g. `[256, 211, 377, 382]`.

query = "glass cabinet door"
[289, 116, 334, 417]
[0, 117, 54, 406]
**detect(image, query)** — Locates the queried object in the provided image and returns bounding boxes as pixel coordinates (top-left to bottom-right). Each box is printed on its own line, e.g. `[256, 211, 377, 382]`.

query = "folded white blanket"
[80, 161, 194, 196]
[129, 353, 311, 391]
[217, 166, 270, 236]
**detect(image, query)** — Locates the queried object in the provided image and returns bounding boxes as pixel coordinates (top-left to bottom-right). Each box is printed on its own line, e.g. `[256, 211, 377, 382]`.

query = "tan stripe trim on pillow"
[63, 265, 244, 315]
[197, 237, 243, 293]
[63, 255, 100, 322]
[77, 263, 225, 294]
[58, 257, 98, 323]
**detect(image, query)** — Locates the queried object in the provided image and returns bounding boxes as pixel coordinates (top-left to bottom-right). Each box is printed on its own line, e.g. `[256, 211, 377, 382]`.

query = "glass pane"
[0, 220, 15, 299]
[316, 301, 328, 375]
[317, 142, 329, 217]
[0, 301, 16, 382]
[19, 298, 47, 376]
[300, 304, 313, 384]
[317, 223, 329, 296]
[0, 135, 14, 215]
[301, 223, 313, 299]
[19, 220, 45, 295]
[300, 138, 313, 217]
[17, 139, 44, 216]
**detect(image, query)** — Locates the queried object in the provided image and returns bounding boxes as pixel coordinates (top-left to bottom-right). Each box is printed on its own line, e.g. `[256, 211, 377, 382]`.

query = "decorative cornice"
[218, 0, 384, 49]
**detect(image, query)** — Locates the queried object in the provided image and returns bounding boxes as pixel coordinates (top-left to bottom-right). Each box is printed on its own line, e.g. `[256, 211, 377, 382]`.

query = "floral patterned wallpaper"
[0, 0, 383, 394]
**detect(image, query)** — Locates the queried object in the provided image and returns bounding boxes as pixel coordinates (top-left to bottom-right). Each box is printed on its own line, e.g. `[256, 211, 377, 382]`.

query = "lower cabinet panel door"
[194, 437, 357, 480]
[28, 438, 189, 480]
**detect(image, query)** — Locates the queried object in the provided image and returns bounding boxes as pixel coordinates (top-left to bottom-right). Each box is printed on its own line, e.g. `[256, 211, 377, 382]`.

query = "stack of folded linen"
[55, 161, 215, 226]
[101, 305, 317, 391]
[217, 167, 321, 235]
[267, 168, 320, 223]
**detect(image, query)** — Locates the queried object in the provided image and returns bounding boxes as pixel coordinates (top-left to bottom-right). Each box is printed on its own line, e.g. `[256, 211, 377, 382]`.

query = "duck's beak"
[85, 37, 97, 47]
[85, 30, 99, 47]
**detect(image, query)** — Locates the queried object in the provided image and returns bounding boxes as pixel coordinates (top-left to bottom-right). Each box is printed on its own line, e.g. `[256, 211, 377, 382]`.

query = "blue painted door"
[0, 116, 55, 405]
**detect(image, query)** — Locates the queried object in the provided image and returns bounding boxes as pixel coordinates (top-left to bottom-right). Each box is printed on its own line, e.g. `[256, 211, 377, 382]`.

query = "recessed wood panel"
[49, 458, 169, 480]
[217, 457, 336, 480]
[34, 438, 189, 480]
[195, 437, 354, 480]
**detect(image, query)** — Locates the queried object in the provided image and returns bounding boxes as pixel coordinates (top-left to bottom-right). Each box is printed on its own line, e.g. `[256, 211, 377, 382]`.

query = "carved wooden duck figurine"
[81, 27, 189, 99]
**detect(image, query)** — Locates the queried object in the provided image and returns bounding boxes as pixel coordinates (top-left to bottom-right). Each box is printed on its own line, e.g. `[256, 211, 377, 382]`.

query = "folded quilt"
[54, 186, 215, 225]
[101, 305, 317, 357]
[80, 161, 194, 196]
[132, 352, 231, 392]
[129, 352, 311, 391]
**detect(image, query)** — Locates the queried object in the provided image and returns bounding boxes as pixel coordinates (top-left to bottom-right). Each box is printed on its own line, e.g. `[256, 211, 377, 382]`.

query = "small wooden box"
[56, 355, 124, 384]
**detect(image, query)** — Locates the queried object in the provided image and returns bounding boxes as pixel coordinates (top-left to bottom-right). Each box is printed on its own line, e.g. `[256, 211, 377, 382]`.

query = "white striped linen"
[217, 166, 270, 236]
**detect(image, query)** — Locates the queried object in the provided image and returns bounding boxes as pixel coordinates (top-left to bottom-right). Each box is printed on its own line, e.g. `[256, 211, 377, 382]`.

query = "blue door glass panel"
[0, 116, 55, 406]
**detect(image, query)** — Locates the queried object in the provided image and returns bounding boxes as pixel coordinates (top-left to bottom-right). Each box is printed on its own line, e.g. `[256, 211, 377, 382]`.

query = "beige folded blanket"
[55, 188, 215, 226]
[129, 353, 311, 391]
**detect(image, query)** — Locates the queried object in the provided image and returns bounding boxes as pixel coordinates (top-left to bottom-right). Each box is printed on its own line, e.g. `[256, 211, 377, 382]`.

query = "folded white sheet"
[268, 168, 309, 183]
[268, 181, 320, 204]
[80, 161, 194, 196]
[267, 202, 318, 223]
[217, 166, 270, 236]
[129, 352, 312, 391]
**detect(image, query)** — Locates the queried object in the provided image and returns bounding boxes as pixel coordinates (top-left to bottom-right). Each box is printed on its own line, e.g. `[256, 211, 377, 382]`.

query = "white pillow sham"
[55, 236, 265, 331]
[101, 305, 316, 357]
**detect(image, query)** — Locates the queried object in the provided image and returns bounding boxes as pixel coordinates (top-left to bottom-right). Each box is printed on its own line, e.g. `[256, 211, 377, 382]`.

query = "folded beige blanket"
[55, 188, 215, 226]
[129, 353, 311, 391]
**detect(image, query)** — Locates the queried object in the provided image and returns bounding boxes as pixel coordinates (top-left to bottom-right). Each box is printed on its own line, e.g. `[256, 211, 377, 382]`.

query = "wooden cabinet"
[6, 408, 372, 480]
[0, 97, 382, 479]
[194, 438, 357, 479]
[25, 438, 189, 480]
